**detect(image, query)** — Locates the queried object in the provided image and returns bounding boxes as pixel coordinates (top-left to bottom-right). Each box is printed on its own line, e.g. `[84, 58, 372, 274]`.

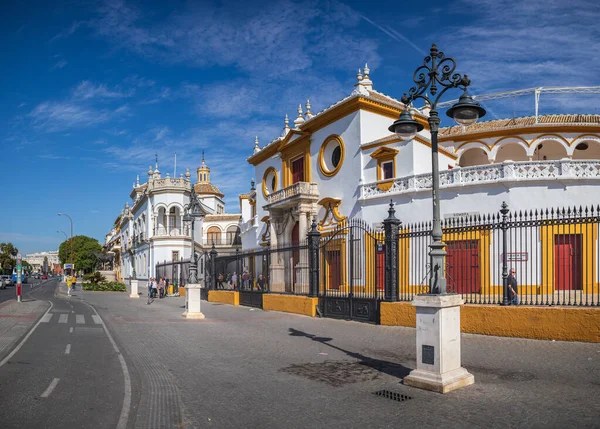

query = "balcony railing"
[361, 160, 600, 200]
[153, 226, 189, 237]
[240, 216, 257, 234]
[265, 182, 319, 206]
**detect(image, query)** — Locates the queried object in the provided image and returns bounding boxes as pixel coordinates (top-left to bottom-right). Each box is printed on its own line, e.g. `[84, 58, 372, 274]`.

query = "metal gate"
[319, 219, 384, 324]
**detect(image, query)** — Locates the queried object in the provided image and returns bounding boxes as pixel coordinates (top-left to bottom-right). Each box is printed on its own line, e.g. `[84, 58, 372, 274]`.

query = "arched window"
[226, 226, 241, 245]
[207, 226, 221, 245]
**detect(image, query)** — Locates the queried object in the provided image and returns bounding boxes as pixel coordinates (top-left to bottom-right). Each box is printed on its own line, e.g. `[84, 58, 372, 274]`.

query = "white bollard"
[129, 279, 140, 298]
[182, 283, 205, 319]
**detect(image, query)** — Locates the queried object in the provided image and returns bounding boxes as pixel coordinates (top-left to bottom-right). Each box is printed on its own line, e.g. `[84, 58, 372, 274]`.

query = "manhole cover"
[280, 361, 380, 387]
[374, 390, 413, 402]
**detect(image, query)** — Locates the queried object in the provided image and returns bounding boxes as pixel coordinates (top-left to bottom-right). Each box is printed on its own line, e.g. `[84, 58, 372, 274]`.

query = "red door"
[446, 240, 480, 293]
[376, 245, 385, 292]
[291, 157, 304, 183]
[554, 234, 582, 290]
[291, 222, 299, 286]
[327, 250, 341, 290]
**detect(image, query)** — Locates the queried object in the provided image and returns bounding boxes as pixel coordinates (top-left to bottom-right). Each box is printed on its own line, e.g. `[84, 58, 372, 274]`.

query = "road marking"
[65, 344, 71, 355]
[92, 315, 102, 325]
[41, 378, 60, 398]
[0, 301, 53, 368]
[82, 301, 131, 429]
[69, 327, 73, 333]
[40, 313, 52, 323]
[58, 314, 68, 324]
[76, 314, 85, 324]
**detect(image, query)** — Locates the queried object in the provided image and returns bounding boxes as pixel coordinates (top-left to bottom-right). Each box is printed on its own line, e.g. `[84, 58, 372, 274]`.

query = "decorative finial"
[360, 63, 373, 90]
[357, 68, 363, 81]
[148, 165, 153, 176]
[155, 153, 158, 170]
[136, 175, 140, 186]
[306, 99, 312, 114]
[363, 63, 370, 77]
[284, 113, 289, 127]
[294, 104, 305, 127]
[253, 136, 260, 154]
[185, 167, 191, 181]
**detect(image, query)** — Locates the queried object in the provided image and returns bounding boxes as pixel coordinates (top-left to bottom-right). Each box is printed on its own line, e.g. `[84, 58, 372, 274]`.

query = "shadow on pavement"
[288, 328, 411, 380]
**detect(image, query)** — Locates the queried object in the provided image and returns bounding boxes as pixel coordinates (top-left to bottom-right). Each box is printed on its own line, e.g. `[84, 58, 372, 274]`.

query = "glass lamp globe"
[388, 109, 424, 141]
[447, 90, 486, 126]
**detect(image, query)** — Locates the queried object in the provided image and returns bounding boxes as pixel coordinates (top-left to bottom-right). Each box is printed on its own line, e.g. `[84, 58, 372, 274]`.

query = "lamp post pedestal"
[403, 294, 474, 394]
[182, 282, 205, 319]
[129, 279, 140, 298]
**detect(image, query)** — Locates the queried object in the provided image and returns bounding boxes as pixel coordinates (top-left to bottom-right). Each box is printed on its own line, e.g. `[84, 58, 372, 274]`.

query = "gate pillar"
[383, 201, 401, 301]
[307, 218, 321, 297]
[210, 244, 218, 291]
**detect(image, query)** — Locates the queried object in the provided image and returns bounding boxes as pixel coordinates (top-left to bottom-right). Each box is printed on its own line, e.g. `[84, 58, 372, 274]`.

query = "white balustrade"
[361, 160, 600, 199]
[266, 182, 319, 205]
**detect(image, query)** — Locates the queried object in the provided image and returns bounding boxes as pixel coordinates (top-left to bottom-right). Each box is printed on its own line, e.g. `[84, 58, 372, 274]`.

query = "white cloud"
[50, 59, 68, 71]
[73, 81, 133, 100]
[28, 102, 111, 132]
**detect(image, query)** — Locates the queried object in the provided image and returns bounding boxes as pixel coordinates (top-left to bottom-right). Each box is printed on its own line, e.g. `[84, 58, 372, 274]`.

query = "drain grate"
[374, 390, 413, 402]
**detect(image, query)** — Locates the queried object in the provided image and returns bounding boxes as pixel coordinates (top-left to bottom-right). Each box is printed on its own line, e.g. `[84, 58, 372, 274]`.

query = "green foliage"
[22, 260, 32, 273]
[83, 272, 106, 284]
[58, 235, 102, 273]
[0, 242, 18, 271]
[82, 281, 126, 292]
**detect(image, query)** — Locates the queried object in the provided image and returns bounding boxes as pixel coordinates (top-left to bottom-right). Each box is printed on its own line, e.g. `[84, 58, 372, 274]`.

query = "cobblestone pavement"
[83, 291, 600, 429]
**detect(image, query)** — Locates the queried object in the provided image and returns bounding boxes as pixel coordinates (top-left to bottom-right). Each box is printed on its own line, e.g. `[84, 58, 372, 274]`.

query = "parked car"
[0, 275, 12, 289]
[41, 274, 47, 280]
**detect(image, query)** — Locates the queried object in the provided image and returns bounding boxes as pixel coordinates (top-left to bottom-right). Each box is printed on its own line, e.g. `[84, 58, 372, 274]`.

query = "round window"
[331, 146, 341, 168]
[262, 167, 278, 198]
[271, 176, 276, 191]
[319, 135, 344, 177]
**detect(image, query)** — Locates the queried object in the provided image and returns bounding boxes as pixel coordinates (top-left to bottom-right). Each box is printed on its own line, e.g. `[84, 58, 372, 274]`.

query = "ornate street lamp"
[183, 183, 205, 284]
[389, 44, 486, 294]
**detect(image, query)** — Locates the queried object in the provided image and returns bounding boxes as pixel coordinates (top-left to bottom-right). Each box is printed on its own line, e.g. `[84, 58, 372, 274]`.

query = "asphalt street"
[0, 280, 125, 429]
[0, 277, 45, 304]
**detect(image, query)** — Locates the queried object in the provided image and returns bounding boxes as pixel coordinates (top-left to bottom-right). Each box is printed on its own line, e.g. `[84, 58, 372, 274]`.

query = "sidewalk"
[0, 292, 49, 362]
[83, 291, 600, 429]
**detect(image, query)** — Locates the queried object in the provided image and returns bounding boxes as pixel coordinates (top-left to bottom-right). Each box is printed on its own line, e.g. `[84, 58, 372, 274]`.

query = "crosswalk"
[41, 313, 102, 325]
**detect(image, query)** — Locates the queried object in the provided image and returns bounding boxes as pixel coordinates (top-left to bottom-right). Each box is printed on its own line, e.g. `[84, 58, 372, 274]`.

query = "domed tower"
[197, 152, 211, 184]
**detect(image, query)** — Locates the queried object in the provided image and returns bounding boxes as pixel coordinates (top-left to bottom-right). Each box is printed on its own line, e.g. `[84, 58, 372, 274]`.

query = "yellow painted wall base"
[380, 301, 600, 343]
[208, 290, 239, 306]
[263, 294, 319, 317]
[179, 287, 186, 297]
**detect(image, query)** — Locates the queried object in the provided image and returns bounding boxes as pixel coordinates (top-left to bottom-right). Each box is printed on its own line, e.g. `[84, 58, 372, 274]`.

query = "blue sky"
[2, 0, 599, 255]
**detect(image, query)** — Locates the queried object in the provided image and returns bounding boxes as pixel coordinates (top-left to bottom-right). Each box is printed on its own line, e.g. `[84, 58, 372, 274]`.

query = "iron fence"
[398, 204, 600, 306]
[155, 258, 190, 287]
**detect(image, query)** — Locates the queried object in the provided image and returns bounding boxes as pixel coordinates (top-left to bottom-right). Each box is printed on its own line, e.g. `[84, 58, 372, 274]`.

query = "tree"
[0, 242, 18, 273]
[22, 260, 32, 274]
[59, 235, 102, 274]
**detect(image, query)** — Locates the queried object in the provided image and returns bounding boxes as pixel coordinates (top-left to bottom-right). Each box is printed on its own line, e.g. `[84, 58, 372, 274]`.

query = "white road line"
[76, 314, 85, 324]
[0, 301, 53, 368]
[58, 314, 68, 324]
[65, 344, 71, 355]
[82, 301, 131, 429]
[92, 315, 102, 325]
[69, 327, 73, 333]
[41, 378, 60, 398]
[40, 313, 52, 323]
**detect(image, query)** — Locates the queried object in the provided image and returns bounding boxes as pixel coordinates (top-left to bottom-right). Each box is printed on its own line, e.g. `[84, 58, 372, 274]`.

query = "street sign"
[64, 263, 74, 269]
[16, 254, 22, 303]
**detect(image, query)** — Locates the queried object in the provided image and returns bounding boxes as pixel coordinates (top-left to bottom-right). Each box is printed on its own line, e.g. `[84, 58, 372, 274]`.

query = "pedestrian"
[231, 272, 237, 290]
[257, 274, 265, 291]
[148, 277, 153, 299]
[217, 273, 224, 289]
[242, 269, 250, 290]
[152, 278, 158, 298]
[165, 278, 170, 297]
[159, 277, 165, 299]
[508, 268, 520, 305]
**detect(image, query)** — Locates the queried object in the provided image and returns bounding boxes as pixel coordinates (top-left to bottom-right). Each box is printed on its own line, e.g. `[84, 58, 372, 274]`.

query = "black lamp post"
[388, 44, 486, 294]
[183, 183, 205, 284]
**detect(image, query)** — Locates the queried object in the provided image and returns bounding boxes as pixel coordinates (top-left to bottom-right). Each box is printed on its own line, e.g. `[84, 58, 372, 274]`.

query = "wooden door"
[446, 240, 480, 293]
[291, 222, 299, 286]
[327, 250, 341, 290]
[376, 245, 385, 292]
[554, 234, 582, 290]
[291, 157, 304, 183]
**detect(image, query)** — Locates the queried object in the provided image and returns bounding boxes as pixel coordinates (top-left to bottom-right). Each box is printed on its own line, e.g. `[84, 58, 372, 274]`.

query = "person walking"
[508, 268, 520, 305]
[158, 277, 165, 299]
[152, 278, 158, 298]
[257, 274, 265, 291]
[242, 269, 250, 290]
[217, 273, 224, 290]
[231, 272, 238, 290]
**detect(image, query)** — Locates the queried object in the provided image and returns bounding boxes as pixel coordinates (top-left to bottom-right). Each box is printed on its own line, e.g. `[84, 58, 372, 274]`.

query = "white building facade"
[239, 65, 600, 301]
[24, 250, 60, 271]
[117, 156, 241, 282]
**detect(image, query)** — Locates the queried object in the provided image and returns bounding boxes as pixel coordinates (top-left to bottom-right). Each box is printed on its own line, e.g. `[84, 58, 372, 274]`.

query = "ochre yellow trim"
[439, 125, 600, 143]
[569, 133, 600, 146]
[442, 229, 492, 295]
[455, 140, 493, 152]
[318, 134, 345, 177]
[282, 138, 311, 187]
[208, 290, 239, 306]
[530, 133, 570, 148]
[317, 197, 346, 230]
[321, 235, 347, 292]
[361, 135, 458, 160]
[380, 302, 600, 343]
[262, 167, 278, 199]
[263, 294, 319, 317]
[489, 135, 530, 150]
[540, 222, 598, 294]
[376, 180, 394, 191]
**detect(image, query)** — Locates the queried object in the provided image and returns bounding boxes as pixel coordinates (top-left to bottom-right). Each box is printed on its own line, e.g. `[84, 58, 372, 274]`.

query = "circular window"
[262, 167, 278, 198]
[319, 135, 345, 177]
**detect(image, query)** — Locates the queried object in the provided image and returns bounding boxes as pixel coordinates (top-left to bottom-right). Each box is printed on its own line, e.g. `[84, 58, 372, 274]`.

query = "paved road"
[86, 292, 600, 429]
[0, 277, 46, 304]
[0, 281, 126, 429]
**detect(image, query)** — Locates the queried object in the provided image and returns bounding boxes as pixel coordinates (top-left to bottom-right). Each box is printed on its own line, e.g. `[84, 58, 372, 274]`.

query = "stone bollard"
[182, 283, 205, 319]
[129, 279, 140, 298]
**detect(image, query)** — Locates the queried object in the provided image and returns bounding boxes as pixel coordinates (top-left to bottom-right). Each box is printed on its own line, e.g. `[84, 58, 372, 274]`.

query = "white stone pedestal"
[403, 294, 474, 394]
[129, 279, 140, 298]
[182, 283, 205, 319]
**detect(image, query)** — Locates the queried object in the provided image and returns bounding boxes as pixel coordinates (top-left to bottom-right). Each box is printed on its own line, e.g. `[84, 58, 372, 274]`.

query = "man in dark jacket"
[508, 268, 520, 305]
